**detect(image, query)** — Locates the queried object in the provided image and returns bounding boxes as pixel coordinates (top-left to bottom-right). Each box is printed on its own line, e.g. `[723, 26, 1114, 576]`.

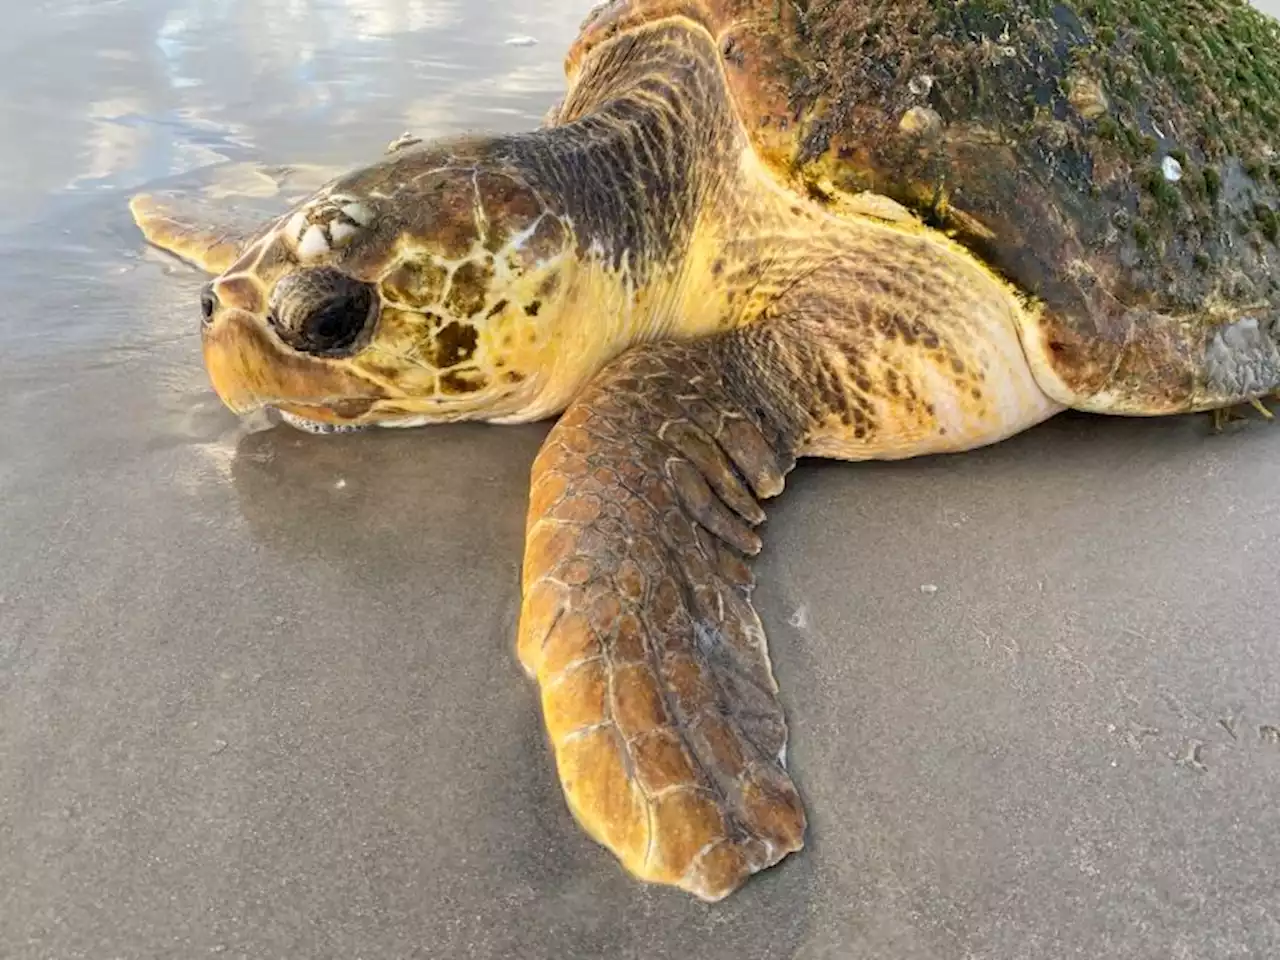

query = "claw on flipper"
[1210, 400, 1271, 433]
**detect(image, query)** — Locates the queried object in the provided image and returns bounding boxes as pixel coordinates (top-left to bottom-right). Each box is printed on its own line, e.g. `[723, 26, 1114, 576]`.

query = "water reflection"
[0, 0, 590, 233]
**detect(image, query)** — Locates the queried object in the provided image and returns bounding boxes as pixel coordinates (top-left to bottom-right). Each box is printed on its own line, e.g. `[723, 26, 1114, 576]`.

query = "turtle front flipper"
[518, 333, 813, 902]
[129, 193, 260, 274]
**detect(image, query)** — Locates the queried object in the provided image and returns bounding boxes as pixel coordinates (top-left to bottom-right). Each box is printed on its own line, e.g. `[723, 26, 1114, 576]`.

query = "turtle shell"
[570, 0, 1280, 411]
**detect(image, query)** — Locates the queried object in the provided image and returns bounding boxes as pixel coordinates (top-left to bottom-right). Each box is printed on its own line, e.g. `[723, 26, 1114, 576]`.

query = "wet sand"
[2, 2, 1279, 958]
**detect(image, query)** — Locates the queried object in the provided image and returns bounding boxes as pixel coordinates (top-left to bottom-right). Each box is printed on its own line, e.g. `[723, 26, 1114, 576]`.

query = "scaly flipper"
[516, 230, 1071, 899]
[517, 324, 820, 902]
[129, 193, 260, 275]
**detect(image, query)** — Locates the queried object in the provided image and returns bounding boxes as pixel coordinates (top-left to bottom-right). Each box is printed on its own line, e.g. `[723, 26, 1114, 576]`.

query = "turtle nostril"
[200, 284, 218, 326]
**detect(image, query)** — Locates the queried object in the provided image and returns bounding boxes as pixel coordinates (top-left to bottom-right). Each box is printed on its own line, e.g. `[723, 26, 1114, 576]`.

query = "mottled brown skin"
[515, 261, 1040, 896]
[129, 1, 1280, 903]
[571, 0, 1280, 414]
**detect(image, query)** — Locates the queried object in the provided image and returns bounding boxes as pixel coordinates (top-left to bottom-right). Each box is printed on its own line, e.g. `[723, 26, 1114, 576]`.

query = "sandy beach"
[2, 2, 1279, 957]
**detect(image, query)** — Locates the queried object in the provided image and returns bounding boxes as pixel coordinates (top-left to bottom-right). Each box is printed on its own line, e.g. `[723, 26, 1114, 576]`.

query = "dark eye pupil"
[268, 268, 377, 356]
[313, 305, 346, 340]
[302, 293, 373, 358]
[200, 285, 217, 323]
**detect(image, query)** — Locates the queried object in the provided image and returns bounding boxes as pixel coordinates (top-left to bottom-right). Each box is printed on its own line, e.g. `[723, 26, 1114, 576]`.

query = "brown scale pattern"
[382, 260, 447, 309]
[715, 213, 1013, 440]
[525, 19, 742, 277]
[518, 334, 811, 902]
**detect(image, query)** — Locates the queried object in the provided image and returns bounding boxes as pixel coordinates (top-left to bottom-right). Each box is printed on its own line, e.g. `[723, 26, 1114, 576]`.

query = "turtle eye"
[200, 283, 218, 326]
[268, 267, 379, 357]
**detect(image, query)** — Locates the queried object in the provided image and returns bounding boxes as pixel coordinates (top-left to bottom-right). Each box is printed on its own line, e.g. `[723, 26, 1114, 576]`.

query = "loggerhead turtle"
[130, 0, 1280, 901]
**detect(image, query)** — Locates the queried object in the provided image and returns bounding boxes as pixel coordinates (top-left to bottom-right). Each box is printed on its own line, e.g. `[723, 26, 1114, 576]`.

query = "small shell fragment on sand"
[1173, 739, 1207, 772]
[505, 35, 537, 47]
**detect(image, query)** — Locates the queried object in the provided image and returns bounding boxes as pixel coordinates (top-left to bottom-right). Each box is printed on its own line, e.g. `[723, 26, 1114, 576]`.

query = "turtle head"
[199, 142, 576, 433]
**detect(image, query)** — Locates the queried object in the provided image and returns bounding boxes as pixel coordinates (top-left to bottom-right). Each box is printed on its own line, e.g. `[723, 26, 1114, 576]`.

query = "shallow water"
[3, 3, 1280, 959]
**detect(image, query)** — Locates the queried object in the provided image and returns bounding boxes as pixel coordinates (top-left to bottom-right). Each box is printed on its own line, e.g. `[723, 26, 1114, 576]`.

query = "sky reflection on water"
[0, 0, 590, 232]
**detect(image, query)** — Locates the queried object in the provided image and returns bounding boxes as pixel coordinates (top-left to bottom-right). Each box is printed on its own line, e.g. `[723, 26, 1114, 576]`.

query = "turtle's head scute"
[199, 149, 575, 432]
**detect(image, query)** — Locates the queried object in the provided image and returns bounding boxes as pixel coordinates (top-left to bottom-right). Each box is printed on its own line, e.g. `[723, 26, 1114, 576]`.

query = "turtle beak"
[201, 308, 390, 418]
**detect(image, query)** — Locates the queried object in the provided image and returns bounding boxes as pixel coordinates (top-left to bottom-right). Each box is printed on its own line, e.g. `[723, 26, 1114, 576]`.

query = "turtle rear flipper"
[129, 193, 265, 275]
[1016, 303, 1280, 416]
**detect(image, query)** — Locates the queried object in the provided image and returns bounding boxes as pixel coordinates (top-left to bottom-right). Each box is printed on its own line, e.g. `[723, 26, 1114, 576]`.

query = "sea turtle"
[129, 0, 1280, 901]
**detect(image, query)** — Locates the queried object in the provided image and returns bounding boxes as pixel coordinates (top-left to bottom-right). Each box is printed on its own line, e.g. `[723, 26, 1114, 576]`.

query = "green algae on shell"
[759, 0, 1280, 326]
